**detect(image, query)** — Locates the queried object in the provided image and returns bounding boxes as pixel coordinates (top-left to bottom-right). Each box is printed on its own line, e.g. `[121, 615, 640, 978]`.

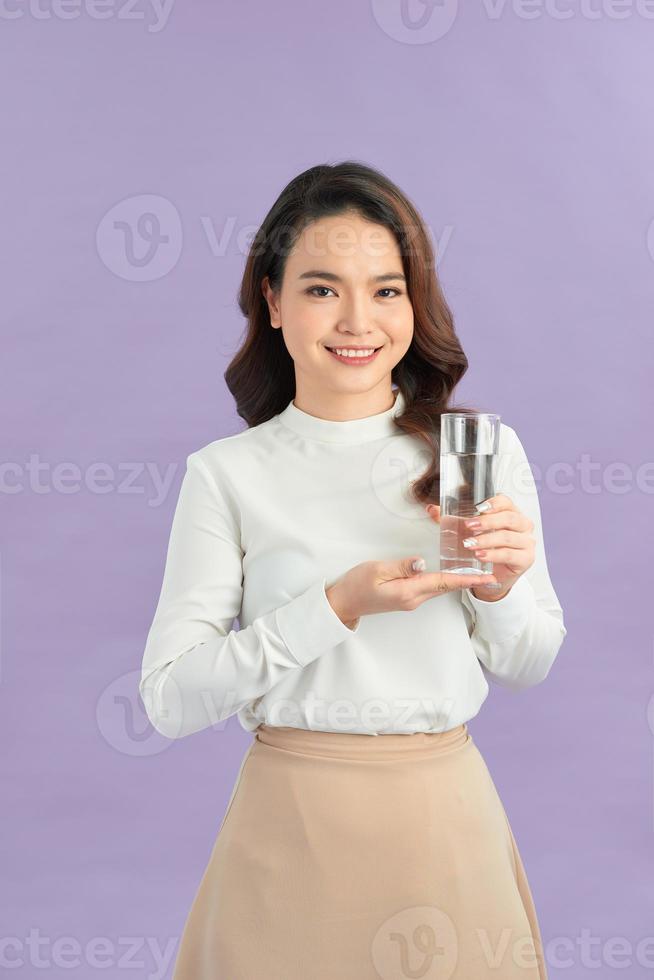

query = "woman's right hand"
[326, 557, 497, 629]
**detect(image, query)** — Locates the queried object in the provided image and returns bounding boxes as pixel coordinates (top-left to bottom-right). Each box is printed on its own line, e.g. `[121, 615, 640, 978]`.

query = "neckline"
[277, 388, 405, 444]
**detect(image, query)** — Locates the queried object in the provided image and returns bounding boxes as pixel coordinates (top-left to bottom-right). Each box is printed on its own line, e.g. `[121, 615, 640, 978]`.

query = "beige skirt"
[172, 722, 548, 979]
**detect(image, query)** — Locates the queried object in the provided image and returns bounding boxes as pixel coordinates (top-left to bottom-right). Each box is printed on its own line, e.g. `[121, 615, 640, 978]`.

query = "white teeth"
[329, 347, 376, 358]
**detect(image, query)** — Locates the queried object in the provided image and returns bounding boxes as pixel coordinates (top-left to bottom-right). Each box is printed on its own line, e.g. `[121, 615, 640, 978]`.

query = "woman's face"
[262, 211, 414, 419]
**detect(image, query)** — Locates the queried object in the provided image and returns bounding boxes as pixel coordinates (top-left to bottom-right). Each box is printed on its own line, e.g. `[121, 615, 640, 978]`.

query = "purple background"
[2, 2, 653, 977]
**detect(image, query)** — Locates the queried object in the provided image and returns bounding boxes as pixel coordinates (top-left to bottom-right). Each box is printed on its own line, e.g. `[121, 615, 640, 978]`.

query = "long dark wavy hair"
[224, 159, 481, 505]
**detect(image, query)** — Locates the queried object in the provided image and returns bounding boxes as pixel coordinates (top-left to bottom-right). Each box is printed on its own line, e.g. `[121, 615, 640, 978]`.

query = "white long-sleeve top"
[139, 389, 567, 739]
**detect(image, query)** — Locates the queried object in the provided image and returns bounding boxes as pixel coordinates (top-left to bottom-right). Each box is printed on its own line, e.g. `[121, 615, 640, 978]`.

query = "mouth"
[324, 345, 384, 365]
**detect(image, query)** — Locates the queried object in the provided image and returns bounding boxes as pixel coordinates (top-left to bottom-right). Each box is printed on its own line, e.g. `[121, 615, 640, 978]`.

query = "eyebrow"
[297, 270, 406, 284]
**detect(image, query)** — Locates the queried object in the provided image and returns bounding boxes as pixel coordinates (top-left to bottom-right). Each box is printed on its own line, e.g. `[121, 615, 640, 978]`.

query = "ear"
[261, 275, 282, 328]
[425, 504, 441, 523]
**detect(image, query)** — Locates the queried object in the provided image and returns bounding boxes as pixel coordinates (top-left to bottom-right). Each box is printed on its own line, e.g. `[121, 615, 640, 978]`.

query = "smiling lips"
[325, 345, 383, 365]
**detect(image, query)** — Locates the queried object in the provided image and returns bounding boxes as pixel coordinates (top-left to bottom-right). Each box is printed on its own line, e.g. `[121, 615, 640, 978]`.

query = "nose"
[334, 293, 377, 338]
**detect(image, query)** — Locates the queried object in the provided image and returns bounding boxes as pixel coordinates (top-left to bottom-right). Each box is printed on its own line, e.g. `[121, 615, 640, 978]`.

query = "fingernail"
[412, 558, 426, 572]
[475, 501, 491, 513]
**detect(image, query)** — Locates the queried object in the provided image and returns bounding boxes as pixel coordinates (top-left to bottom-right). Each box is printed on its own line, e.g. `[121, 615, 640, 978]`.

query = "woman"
[139, 160, 566, 979]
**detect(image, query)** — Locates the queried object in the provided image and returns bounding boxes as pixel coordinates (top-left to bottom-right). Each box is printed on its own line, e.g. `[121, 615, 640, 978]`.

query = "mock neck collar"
[277, 389, 405, 444]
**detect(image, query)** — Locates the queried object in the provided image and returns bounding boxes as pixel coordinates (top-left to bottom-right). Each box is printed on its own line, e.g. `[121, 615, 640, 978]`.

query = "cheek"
[385, 311, 414, 353]
[282, 310, 328, 359]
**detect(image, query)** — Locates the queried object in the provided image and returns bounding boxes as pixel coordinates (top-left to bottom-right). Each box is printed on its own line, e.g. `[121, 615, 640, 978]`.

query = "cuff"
[465, 575, 537, 642]
[275, 578, 361, 667]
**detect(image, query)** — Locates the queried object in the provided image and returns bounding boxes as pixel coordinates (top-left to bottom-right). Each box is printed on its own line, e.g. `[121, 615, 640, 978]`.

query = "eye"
[306, 286, 402, 298]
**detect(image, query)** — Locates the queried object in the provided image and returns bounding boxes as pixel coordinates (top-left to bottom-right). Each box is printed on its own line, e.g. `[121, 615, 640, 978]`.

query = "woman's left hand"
[425, 493, 536, 601]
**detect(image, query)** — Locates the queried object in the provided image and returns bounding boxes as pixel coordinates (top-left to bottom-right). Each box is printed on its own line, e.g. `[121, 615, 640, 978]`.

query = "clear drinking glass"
[439, 413, 501, 575]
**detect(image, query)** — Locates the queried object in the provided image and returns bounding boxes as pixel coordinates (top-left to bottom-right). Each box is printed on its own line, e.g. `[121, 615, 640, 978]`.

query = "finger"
[415, 572, 497, 595]
[464, 510, 531, 533]
[469, 547, 531, 565]
[474, 493, 515, 515]
[462, 529, 528, 551]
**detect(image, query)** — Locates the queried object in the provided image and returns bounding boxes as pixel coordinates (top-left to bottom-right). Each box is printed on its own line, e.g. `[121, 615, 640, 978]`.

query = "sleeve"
[138, 450, 360, 739]
[459, 425, 567, 691]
